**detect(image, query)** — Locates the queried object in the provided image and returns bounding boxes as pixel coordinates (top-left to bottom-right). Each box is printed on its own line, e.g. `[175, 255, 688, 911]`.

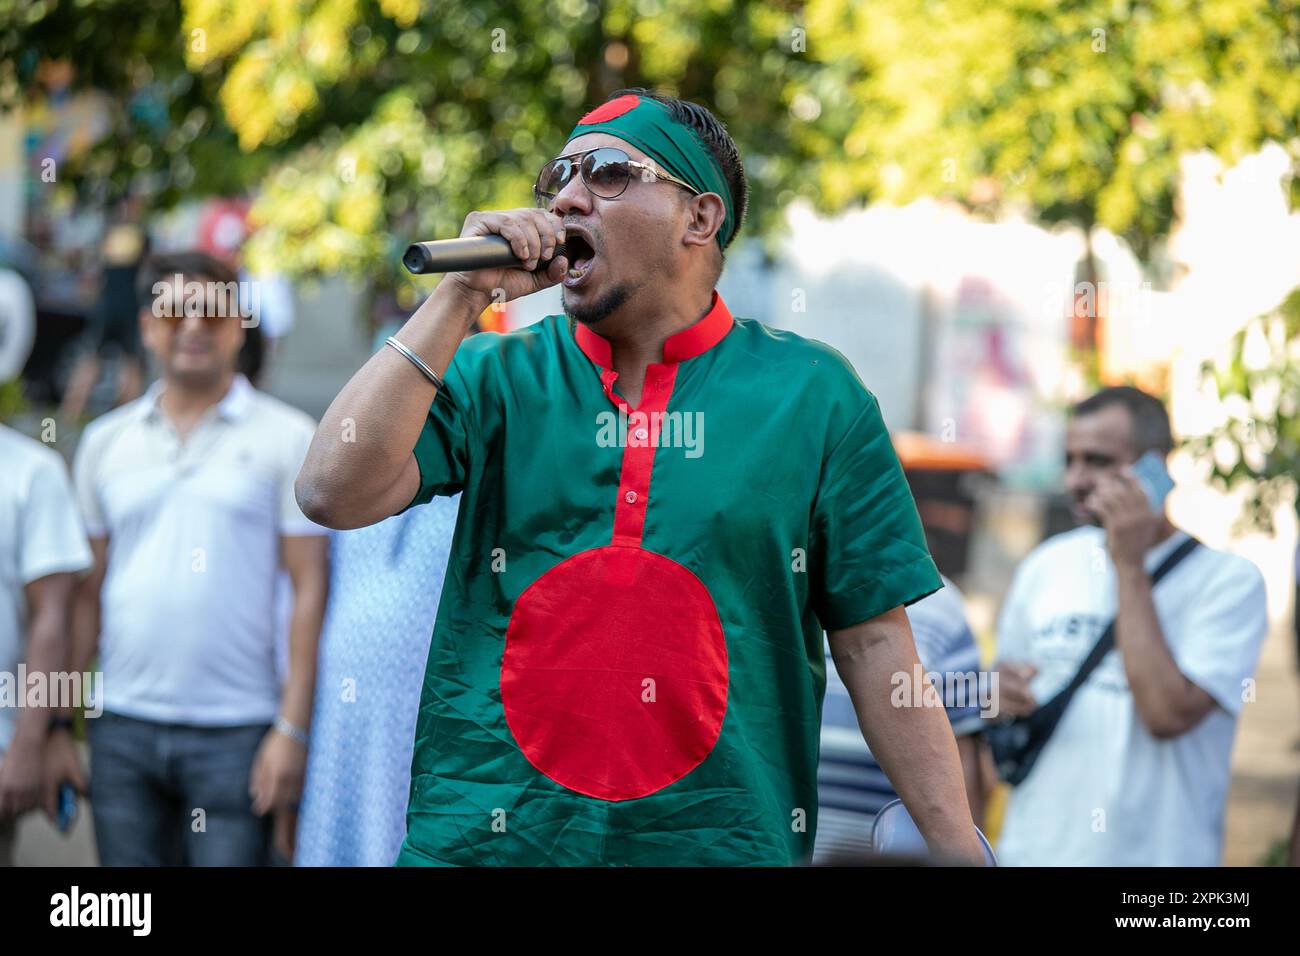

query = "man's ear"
[682, 192, 726, 249]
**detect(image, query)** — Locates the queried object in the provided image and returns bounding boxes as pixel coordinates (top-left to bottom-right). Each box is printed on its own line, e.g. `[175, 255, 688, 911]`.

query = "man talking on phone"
[296, 89, 985, 865]
[993, 386, 1267, 866]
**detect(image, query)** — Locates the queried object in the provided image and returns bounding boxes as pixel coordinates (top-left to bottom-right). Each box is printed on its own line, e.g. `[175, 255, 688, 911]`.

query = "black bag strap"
[1037, 534, 1202, 719]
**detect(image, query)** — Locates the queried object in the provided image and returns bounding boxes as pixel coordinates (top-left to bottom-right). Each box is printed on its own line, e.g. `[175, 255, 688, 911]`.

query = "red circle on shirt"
[501, 545, 728, 801]
[578, 94, 641, 125]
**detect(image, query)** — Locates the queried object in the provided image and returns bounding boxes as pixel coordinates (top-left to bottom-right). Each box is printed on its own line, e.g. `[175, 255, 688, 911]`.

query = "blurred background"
[1, 0, 1298, 865]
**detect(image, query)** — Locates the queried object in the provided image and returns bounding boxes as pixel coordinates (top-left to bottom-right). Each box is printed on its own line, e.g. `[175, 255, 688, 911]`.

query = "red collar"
[573, 290, 734, 368]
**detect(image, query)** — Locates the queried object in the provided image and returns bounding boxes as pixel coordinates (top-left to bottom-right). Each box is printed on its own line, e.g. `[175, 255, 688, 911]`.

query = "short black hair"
[609, 88, 749, 255]
[1072, 385, 1173, 457]
[135, 250, 239, 313]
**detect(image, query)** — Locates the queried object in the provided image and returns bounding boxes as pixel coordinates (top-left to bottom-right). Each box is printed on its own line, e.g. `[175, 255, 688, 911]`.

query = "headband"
[566, 94, 736, 249]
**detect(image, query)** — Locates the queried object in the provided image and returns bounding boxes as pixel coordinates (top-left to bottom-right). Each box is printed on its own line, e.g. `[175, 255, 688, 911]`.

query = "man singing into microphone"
[296, 89, 984, 865]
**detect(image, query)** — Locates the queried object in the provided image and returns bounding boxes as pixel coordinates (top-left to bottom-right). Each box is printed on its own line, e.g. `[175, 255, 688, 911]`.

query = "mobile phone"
[1131, 450, 1174, 513]
[56, 782, 77, 834]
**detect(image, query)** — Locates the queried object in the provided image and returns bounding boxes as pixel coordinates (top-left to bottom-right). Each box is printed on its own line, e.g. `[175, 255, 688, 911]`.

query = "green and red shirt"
[395, 290, 940, 866]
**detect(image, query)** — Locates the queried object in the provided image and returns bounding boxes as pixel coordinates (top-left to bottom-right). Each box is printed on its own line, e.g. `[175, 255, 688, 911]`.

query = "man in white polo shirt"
[0, 423, 93, 865]
[994, 386, 1267, 866]
[70, 250, 329, 866]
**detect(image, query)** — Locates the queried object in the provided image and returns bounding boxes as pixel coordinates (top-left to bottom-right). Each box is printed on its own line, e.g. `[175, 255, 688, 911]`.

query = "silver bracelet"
[275, 715, 310, 746]
[386, 336, 445, 390]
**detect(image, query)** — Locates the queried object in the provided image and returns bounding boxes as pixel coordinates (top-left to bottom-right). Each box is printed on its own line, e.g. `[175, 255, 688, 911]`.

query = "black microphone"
[403, 236, 557, 275]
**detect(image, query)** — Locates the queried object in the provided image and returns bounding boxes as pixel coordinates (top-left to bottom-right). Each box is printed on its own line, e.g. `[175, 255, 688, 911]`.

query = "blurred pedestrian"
[993, 386, 1267, 865]
[59, 216, 149, 421]
[0, 424, 92, 865]
[69, 250, 329, 866]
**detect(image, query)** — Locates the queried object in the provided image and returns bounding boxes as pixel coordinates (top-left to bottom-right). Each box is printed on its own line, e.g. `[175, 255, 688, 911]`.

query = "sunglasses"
[155, 312, 238, 329]
[534, 146, 702, 207]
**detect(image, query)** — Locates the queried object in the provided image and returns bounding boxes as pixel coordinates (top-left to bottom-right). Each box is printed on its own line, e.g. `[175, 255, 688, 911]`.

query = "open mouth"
[563, 232, 597, 287]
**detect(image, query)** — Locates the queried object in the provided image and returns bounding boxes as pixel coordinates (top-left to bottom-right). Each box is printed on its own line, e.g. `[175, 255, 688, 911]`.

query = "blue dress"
[295, 495, 459, 866]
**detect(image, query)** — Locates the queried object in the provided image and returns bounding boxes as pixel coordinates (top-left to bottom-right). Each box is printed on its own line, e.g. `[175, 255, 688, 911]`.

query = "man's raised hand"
[443, 208, 570, 306]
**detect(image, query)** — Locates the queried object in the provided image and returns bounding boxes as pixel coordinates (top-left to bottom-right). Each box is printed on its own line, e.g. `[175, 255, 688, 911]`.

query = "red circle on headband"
[578, 94, 640, 125]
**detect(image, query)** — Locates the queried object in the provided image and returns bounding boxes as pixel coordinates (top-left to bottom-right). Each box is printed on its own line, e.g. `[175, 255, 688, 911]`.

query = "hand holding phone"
[1130, 450, 1174, 514]
[56, 782, 77, 834]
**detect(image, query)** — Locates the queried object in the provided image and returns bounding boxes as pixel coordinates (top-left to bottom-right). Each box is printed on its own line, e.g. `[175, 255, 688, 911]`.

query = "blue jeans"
[88, 711, 274, 866]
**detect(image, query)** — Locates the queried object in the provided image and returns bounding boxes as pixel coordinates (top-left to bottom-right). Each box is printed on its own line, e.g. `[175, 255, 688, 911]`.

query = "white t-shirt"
[0, 425, 93, 755]
[995, 525, 1267, 866]
[73, 374, 327, 726]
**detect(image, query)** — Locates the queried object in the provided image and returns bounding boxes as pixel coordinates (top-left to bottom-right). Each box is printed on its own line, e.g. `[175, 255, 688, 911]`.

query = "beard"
[562, 280, 637, 327]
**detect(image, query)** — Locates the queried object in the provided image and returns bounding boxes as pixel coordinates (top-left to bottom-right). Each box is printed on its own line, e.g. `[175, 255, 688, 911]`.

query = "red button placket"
[599, 362, 679, 548]
[573, 294, 732, 549]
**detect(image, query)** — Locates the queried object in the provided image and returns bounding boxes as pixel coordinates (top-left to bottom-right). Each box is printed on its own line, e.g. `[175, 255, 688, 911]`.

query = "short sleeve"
[20, 451, 92, 583]
[1170, 558, 1267, 716]
[72, 426, 107, 539]
[279, 416, 329, 537]
[809, 392, 942, 631]
[400, 361, 475, 514]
